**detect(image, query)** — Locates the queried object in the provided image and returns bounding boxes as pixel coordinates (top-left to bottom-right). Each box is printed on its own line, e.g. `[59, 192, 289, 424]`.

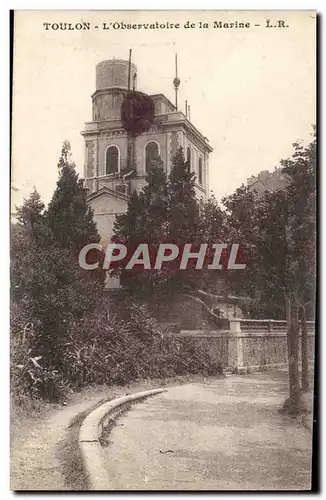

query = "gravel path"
[10, 372, 313, 491]
[10, 388, 116, 490]
[102, 372, 313, 491]
[10, 377, 197, 490]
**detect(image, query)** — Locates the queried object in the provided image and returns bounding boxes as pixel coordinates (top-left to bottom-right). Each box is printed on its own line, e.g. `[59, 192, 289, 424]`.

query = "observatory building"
[81, 58, 213, 246]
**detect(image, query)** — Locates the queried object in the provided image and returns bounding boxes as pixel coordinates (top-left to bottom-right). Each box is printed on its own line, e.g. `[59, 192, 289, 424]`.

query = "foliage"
[60, 300, 223, 388]
[11, 142, 105, 400]
[112, 147, 202, 297]
[197, 194, 228, 293]
[221, 127, 316, 318]
[167, 147, 200, 244]
[112, 155, 169, 295]
[47, 141, 100, 253]
[281, 127, 316, 308]
[11, 130, 316, 406]
[11, 295, 223, 400]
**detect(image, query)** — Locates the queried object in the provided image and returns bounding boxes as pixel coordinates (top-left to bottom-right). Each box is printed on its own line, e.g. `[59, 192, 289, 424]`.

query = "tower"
[81, 57, 213, 246]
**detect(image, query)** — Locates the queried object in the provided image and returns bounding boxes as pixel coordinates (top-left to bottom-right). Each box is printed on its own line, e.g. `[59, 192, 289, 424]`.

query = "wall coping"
[175, 329, 315, 339]
[230, 318, 315, 324]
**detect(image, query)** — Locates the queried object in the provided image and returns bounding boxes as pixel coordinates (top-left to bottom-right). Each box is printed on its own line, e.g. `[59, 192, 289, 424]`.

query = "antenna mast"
[127, 49, 135, 172]
[128, 49, 132, 91]
[173, 53, 180, 111]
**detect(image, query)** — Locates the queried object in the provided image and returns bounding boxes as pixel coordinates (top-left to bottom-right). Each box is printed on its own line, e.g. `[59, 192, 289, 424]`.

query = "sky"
[12, 10, 316, 210]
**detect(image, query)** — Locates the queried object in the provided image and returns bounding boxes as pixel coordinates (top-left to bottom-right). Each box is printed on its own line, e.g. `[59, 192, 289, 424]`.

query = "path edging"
[79, 388, 167, 490]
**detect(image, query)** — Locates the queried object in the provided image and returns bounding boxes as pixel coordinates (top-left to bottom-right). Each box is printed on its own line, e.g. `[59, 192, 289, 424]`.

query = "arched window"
[106, 145, 119, 174]
[187, 147, 191, 171]
[198, 157, 203, 185]
[145, 141, 159, 171]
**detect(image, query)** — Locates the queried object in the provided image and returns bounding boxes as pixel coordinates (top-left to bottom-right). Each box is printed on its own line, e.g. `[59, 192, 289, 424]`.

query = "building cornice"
[159, 116, 213, 153]
[91, 87, 128, 99]
[81, 116, 213, 153]
[150, 93, 176, 111]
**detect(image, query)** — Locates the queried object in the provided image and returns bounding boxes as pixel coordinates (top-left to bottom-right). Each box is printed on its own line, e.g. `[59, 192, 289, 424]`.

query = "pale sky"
[12, 10, 316, 210]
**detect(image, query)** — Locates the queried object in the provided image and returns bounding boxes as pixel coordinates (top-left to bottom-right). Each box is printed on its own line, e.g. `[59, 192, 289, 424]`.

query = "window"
[106, 145, 119, 174]
[198, 157, 203, 185]
[145, 141, 159, 171]
[187, 147, 191, 171]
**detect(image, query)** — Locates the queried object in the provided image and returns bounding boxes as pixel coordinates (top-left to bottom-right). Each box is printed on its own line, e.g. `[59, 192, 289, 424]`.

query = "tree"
[112, 155, 169, 296]
[281, 127, 316, 392]
[112, 148, 203, 297]
[165, 147, 201, 293]
[197, 195, 227, 293]
[11, 142, 105, 369]
[47, 141, 100, 254]
[11, 188, 47, 319]
[222, 127, 316, 410]
[11, 188, 59, 368]
[167, 147, 200, 245]
[222, 185, 263, 304]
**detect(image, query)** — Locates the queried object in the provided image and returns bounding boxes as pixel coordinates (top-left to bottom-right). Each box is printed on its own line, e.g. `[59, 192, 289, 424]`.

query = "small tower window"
[187, 147, 191, 171]
[198, 157, 203, 185]
[145, 141, 159, 171]
[106, 145, 119, 174]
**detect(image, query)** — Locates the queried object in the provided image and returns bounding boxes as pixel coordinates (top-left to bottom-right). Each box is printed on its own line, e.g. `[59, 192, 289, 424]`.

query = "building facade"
[247, 168, 288, 195]
[81, 58, 213, 246]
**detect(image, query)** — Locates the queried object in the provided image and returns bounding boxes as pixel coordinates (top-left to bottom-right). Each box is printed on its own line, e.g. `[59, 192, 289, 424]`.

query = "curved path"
[102, 372, 312, 491]
[10, 383, 165, 490]
[10, 388, 114, 490]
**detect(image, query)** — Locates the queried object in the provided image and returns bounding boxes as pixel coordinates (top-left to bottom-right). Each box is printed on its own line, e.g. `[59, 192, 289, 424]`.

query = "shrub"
[11, 300, 224, 402]
[11, 335, 68, 402]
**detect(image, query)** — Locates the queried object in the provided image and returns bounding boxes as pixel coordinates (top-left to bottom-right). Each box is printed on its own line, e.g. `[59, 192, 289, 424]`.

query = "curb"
[79, 388, 167, 490]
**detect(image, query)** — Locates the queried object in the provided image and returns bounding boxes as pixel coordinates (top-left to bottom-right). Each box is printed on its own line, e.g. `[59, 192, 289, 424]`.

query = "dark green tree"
[11, 142, 105, 373]
[47, 141, 99, 254]
[164, 147, 201, 293]
[112, 155, 169, 296]
[112, 148, 204, 297]
[281, 127, 316, 392]
[222, 126, 316, 409]
[222, 185, 262, 302]
[197, 195, 227, 293]
[167, 147, 200, 245]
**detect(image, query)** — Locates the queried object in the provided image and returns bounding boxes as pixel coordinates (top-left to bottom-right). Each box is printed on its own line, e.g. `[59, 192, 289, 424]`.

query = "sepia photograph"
[10, 10, 316, 491]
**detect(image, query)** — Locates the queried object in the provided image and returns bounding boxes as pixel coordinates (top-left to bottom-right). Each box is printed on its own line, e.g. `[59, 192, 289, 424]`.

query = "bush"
[11, 335, 68, 402]
[61, 301, 223, 388]
[11, 300, 224, 402]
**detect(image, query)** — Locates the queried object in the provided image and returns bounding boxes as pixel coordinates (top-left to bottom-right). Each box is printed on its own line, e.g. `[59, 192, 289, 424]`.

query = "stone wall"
[227, 331, 315, 373]
[172, 325, 315, 374]
[172, 331, 229, 367]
